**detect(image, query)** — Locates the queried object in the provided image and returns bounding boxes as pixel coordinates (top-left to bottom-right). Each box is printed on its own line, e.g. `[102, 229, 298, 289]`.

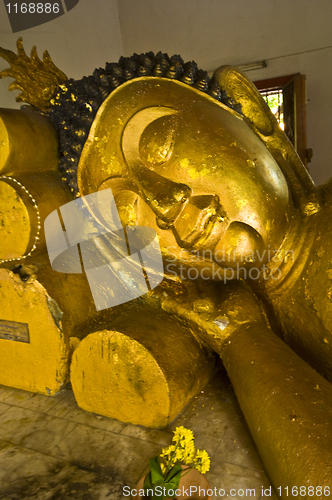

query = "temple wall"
[118, 0, 332, 186]
[0, 0, 123, 107]
[0, 0, 332, 185]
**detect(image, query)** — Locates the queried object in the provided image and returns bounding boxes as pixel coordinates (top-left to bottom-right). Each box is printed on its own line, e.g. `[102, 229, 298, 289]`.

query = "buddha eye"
[139, 114, 177, 170]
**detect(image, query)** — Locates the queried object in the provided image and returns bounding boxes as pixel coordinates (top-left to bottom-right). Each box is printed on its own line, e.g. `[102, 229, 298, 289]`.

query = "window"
[254, 74, 310, 167]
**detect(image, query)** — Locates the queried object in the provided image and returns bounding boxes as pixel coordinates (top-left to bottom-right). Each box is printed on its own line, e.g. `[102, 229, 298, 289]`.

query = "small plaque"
[0, 319, 30, 343]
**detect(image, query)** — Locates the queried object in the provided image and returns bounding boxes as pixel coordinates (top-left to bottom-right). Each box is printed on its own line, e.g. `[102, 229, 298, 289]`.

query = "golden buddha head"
[0, 44, 318, 280]
[76, 68, 317, 280]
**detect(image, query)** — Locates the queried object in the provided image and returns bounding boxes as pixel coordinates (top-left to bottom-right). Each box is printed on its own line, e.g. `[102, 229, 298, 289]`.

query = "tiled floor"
[0, 367, 277, 500]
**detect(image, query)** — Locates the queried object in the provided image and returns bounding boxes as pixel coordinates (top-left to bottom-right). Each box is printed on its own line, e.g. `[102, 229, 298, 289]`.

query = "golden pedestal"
[0, 268, 69, 395]
[71, 310, 215, 427]
[1, 254, 216, 425]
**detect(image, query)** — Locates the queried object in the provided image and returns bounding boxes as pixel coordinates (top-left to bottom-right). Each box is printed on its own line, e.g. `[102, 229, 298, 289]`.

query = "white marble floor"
[0, 367, 277, 500]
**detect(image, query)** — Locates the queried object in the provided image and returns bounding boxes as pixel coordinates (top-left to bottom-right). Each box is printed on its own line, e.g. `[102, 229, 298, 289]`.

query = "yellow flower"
[160, 444, 175, 457]
[172, 426, 194, 446]
[160, 445, 177, 466]
[194, 449, 210, 474]
[180, 441, 196, 465]
[159, 428, 210, 473]
[160, 463, 166, 474]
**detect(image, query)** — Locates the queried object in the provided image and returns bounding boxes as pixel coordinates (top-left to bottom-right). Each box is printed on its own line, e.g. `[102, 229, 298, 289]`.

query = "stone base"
[0, 269, 69, 395]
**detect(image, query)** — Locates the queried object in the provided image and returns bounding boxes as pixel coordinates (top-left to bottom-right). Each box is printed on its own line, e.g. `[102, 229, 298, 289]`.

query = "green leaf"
[149, 456, 162, 474]
[165, 482, 179, 499]
[149, 456, 164, 486]
[165, 462, 182, 485]
[143, 477, 167, 500]
[143, 456, 186, 499]
[143, 471, 153, 490]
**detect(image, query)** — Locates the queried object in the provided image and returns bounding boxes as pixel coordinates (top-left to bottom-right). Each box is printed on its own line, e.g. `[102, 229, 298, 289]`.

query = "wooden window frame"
[254, 74, 308, 167]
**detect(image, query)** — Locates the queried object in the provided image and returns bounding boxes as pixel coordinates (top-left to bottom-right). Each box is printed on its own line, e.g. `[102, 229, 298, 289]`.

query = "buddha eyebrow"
[122, 107, 178, 169]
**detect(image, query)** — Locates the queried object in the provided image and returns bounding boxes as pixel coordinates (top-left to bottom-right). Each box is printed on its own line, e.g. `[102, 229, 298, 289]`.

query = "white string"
[0, 175, 41, 264]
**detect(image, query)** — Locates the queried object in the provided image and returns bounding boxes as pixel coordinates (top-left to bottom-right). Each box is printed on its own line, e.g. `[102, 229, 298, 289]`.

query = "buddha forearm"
[221, 322, 332, 498]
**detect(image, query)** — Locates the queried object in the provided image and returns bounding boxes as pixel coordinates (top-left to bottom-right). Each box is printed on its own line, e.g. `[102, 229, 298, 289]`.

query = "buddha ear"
[212, 65, 275, 137]
[213, 65, 318, 212]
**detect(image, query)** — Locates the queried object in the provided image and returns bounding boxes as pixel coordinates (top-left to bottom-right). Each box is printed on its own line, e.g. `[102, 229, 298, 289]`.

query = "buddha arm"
[0, 106, 59, 175]
[220, 285, 332, 498]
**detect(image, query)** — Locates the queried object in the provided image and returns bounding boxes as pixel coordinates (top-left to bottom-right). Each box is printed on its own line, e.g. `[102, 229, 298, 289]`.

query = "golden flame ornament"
[0, 37, 67, 110]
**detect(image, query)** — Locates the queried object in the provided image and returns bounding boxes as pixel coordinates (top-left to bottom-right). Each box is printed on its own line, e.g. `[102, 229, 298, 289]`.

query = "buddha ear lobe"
[213, 65, 319, 213]
[212, 65, 275, 137]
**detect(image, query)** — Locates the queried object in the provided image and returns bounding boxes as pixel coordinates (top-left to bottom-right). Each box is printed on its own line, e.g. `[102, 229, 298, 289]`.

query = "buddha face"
[79, 79, 292, 279]
[118, 101, 291, 274]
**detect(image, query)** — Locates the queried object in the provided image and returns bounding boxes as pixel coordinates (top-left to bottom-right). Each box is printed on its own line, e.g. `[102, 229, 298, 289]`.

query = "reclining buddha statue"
[1, 38, 332, 497]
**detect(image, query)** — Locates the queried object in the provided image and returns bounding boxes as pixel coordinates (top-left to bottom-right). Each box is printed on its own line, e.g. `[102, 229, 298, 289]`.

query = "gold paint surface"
[0, 38, 67, 110]
[0, 268, 69, 395]
[0, 181, 31, 259]
[8, 251, 105, 338]
[222, 322, 332, 495]
[0, 253, 216, 428]
[71, 330, 171, 427]
[71, 310, 215, 427]
[0, 172, 73, 262]
[1, 42, 332, 493]
[257, 199, 332, 382]
[0, 107, 59, 175]
[78, 77, 292, 277]
[213, 65, 318, 211]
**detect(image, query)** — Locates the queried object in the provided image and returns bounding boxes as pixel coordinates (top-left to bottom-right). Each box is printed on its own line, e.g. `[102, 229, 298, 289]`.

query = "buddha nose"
[135, 168, 192, 225]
